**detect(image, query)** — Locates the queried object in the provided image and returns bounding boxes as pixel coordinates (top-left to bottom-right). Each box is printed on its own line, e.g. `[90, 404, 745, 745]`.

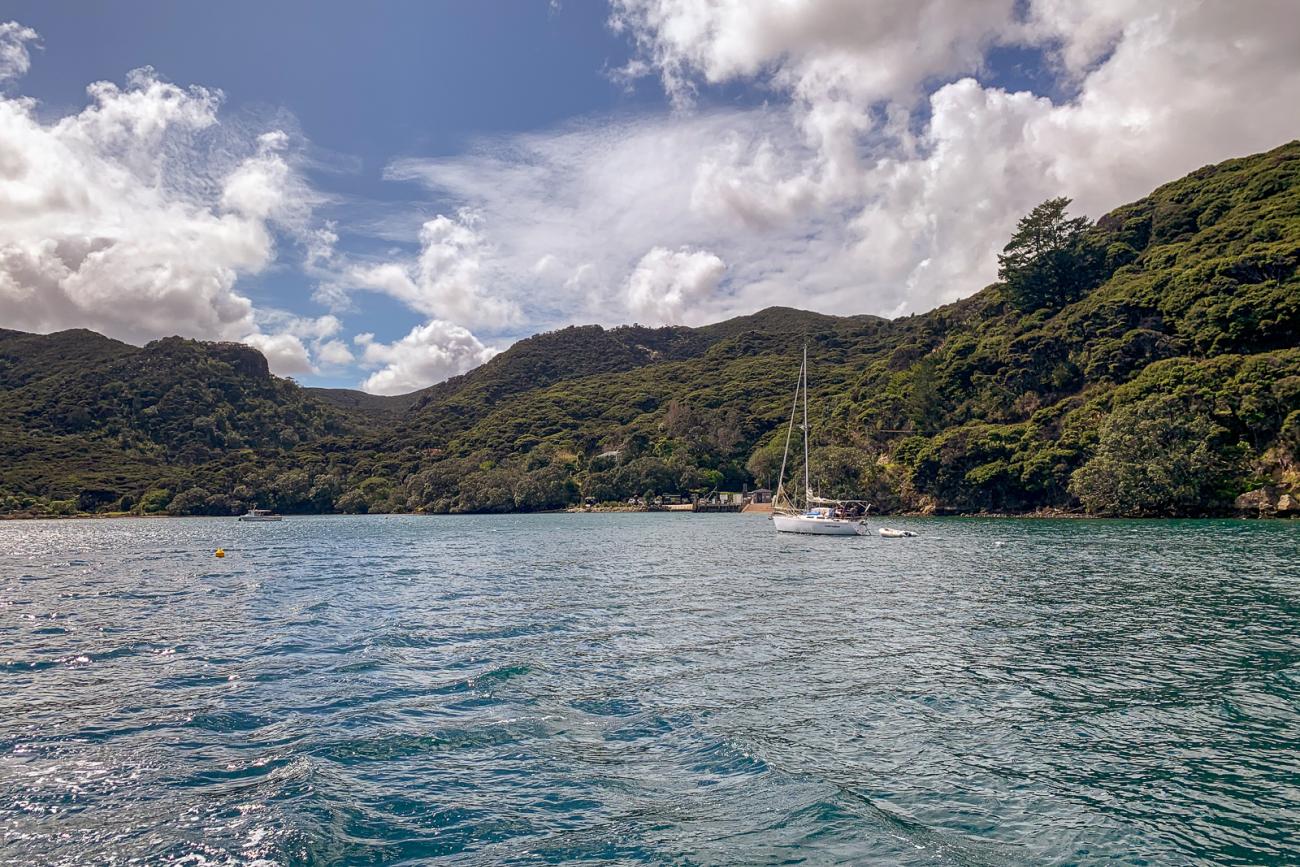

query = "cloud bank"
[345, 211, 521, 330]
[627, 246, 725, 324]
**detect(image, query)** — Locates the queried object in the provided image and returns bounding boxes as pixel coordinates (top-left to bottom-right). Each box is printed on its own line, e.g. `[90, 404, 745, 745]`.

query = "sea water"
[1, 514, 1297, 865]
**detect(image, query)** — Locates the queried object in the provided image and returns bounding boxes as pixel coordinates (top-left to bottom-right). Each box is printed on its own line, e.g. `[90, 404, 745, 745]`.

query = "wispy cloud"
[0, 21, 38, 82]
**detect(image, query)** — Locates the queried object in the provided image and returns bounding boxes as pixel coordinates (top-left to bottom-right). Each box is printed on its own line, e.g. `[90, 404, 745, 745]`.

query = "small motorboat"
[878, 527, 917, 538]
[237, 509, 282, 522]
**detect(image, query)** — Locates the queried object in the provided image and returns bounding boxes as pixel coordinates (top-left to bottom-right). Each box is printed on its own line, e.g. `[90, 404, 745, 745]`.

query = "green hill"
[0, 332, 356, 514]
[2, 141, 1297, 518]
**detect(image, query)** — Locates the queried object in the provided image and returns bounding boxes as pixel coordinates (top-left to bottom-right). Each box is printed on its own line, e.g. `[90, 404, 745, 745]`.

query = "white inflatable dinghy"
[878, 527, 917, 538]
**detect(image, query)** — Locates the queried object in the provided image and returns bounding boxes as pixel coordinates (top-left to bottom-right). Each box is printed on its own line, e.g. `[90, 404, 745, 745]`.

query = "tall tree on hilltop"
[998, 197, 1106, 311]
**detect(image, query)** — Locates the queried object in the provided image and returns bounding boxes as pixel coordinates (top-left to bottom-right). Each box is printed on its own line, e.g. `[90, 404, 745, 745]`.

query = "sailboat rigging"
[772, 344, 871, 536]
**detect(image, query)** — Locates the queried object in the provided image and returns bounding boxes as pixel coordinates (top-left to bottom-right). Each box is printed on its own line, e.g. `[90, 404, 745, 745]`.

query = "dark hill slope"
[0, 333, 355, 510]
[317, 308, 847, 452]
[310, 323, 705, 441]
[306, 388, 419, 418]
[405, 323, 707, 415]
[833, 140, 1300, 512]
[1, 328, 136, 389]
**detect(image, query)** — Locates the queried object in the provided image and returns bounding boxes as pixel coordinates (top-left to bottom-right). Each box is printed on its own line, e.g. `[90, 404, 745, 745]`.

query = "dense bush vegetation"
[2, 141, 1298, 518]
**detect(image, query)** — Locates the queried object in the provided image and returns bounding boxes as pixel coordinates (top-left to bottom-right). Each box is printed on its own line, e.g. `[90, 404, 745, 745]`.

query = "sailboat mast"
[802, 343, 810, 504]
[775, 353, 803, 507]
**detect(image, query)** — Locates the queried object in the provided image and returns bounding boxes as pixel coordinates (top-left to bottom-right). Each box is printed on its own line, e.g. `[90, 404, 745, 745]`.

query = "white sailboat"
[772, 345, 871, 536]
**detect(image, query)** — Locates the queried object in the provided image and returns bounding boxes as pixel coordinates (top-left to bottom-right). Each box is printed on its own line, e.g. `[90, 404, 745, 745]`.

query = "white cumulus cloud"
[355, 320, 497, 395]
[242, 313, 350, 375]
[345, 211, 520, 330]
[241, 332, 314, 376]
[375, 0, 1300, 332]
[601, 0, 1300, 315]
[316, 338, 354, 366]
[0, 29, 336, 377]
[385, 109, 802, 328]
[626, 246, 725, 325]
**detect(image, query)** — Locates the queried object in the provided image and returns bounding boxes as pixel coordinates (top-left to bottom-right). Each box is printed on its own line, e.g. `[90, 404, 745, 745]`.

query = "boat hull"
[237, 516, 282, 522]
[773, 514, 868, 536]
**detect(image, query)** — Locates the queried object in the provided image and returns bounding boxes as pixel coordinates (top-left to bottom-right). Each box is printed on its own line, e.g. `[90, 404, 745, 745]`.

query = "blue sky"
[1, 2, 1296, 392]
[12, 3, 651, 147]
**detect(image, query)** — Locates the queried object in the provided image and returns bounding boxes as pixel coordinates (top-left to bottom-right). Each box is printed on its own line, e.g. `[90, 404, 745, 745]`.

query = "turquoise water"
[1, 514, 1297, 865]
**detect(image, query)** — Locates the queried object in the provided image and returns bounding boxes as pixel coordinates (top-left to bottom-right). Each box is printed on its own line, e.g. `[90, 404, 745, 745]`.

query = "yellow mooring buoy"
[215, 548, 226, 558]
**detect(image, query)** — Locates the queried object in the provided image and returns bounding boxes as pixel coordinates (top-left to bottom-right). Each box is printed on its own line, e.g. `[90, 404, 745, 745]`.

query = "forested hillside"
[3, 141, 1297, 518]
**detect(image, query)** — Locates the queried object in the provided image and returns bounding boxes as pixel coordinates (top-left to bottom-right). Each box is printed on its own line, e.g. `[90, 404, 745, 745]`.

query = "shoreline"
[2, 509, 1292, 522]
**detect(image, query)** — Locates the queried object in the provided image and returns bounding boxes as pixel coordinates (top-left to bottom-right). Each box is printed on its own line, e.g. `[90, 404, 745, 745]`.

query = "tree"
[809, 446, 870, 499]
[1281, 410, 1300, 467]
[905, 355, 944, 431]
[335, 489, 369, 514]
[699, 468, 725, 491]
[271, 469, 311, 512]
[662, 399, 697, 440]
[998, 197, 1104, 310]
[707, 408, 743, 456]
[138, 488, 173, 514]
[512, 465, 576, 511]
[1069, 395, 1241, 516]
[745, 439, 787, 489]
[168, 487, 212, 516]
[911, 424, 1026, 511]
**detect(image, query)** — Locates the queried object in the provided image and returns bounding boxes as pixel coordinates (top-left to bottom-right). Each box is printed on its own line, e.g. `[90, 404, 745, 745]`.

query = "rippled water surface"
[1, 515, 1298, 865]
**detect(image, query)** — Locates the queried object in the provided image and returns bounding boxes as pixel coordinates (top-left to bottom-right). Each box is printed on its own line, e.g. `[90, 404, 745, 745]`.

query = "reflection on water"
[1, 515, 1297, 864]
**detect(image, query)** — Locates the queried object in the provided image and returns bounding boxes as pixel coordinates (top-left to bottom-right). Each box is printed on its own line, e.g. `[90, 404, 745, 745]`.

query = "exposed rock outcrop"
[1235, 486, 1299, 517]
